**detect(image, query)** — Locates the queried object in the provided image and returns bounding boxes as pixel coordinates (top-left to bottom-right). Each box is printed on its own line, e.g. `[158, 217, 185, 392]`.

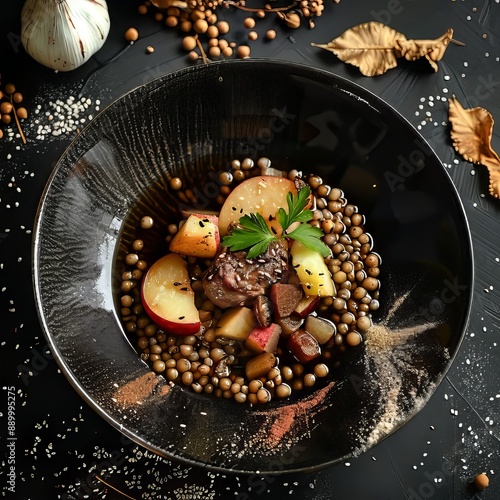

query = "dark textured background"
[1, 0, 500, 498]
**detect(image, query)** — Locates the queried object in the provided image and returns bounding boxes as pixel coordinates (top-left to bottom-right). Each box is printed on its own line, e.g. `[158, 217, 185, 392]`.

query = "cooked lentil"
[117, 158, 381, 404]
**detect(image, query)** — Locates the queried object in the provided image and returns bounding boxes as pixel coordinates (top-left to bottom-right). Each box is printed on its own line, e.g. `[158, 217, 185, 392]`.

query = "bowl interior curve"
[33, 60, 473, 474]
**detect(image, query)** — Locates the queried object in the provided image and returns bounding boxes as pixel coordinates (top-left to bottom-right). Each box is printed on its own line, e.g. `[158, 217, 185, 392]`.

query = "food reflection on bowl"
[33, 59, 473, 474]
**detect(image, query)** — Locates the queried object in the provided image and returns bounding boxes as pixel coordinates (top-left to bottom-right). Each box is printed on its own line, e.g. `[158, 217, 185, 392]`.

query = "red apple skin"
[245, 324, 282, 354]
[142, 309, 200, 335]
[287, 329, 321, 363]
[294, 295, 320, 318]
[140, 254, 201, 336]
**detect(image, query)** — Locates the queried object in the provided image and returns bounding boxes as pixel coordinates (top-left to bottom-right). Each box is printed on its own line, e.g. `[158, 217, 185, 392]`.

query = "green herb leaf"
[286, 223, 331, 257]
[221, 184, 330, 259]
[221, 213, 278, 258]
[277, 185, 313, 229]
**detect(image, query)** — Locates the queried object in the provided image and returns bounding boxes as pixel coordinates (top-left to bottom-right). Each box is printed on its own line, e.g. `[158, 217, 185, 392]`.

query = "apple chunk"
[294, 295, 320, 318]
[218, 175, 297, 236]
[141, 253, 200, 335]
[290, 240, 336, 297]
[215, 306, 258, 341]
[304, 315, 336, 344]
[245, 323, 282, 354]
[169, 213, 220, 259]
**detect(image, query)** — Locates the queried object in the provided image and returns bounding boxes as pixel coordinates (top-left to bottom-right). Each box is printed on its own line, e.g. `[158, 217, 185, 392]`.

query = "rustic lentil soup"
[115, 157, 381, 405]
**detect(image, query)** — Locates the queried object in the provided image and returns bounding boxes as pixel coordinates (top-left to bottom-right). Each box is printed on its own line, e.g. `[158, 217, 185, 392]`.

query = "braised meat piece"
[203, 240, 288, 308]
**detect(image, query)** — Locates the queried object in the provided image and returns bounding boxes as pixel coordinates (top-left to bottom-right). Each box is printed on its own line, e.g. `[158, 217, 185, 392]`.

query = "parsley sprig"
[222, 185, 331, 259]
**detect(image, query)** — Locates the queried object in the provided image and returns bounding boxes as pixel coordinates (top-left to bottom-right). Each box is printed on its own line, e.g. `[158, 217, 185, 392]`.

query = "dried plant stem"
[224, 0, 297, 13]
[10, 96, 26, 145]
[96, 475, 137, 499]
[196, 36, 208, 64]
[450, 38, 466, 46]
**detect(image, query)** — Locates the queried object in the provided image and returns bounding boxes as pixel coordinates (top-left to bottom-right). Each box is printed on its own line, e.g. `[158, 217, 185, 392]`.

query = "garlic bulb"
[21, 0, 111, 72]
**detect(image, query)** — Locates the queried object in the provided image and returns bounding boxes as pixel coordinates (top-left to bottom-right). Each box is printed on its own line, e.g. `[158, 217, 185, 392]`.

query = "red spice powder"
[252, 382, 335, 451]
[114, 371, 163, 406]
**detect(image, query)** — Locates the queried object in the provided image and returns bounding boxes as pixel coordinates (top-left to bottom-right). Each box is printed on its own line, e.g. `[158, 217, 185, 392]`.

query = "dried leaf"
[448, 96, 500, 198]
[398, 29, 453, 72]
[311, 22, 454, 77]
[311, 22, 405, 77]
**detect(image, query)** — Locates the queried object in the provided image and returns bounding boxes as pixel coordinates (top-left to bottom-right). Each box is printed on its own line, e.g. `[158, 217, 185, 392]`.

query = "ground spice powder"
[114, 371, 164, 406]
[238, 381, 336, 457]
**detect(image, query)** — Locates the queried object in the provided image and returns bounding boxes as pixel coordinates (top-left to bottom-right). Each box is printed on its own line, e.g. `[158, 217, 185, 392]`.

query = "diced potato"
[304, 315, 336, 344]
[245, 352, 277, 380]
[215, 307, 258, 341]
[290, 241, 336, 297]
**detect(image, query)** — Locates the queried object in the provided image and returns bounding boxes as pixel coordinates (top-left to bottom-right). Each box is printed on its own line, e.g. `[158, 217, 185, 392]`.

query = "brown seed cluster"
[307, 179, 381, 349]
[0, 82, 28, 143]
[117, 159, 381, 404]
[135, 0, 330, 63]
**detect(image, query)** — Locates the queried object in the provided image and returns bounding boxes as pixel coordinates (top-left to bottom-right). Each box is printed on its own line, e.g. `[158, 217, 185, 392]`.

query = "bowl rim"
[31, 58, 475, 474]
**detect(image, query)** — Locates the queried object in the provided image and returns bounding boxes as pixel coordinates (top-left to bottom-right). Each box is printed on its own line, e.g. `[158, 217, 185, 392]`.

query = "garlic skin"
[21, 0, 111, 72]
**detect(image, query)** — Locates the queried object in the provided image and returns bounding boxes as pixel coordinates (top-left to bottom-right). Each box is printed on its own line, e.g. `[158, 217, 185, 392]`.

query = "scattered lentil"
[125, 27, 140, 43]
[237, 45, 251, 59]
[474, 473, 489, 490]
[243, 17, 256, 29]
[266, 29, 277, 40]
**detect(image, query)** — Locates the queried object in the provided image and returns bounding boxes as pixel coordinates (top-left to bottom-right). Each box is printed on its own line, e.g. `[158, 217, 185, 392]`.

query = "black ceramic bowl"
[33, 59, 473, 474]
